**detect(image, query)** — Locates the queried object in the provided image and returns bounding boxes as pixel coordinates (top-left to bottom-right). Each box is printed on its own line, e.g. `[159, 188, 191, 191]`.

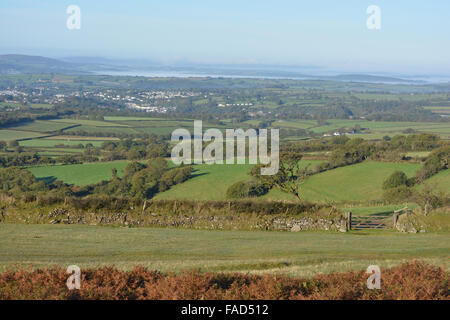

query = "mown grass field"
[0, 224, 448, 277]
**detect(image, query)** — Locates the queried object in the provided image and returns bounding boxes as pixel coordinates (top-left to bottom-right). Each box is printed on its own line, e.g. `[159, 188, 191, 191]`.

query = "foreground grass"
[0, 224, 448, 278]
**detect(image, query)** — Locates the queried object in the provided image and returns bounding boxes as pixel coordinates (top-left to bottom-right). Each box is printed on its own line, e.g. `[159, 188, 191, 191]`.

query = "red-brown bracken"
[0, 261, 447, 300]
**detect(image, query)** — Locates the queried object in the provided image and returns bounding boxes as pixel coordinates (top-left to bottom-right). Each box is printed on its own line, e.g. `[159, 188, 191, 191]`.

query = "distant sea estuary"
[93, 69, 308, 80]
[94, 69, 450, 84]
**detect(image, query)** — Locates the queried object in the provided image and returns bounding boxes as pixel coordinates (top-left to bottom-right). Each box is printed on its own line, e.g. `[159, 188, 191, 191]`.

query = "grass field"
[260, 119, 450, 140]
[0, 224, 448, 277]
[294, 161, 422, 202]
[24, 159, 435, 203]
[0, 129, 47, 141]
[5, 120, 77, 133]
[104, 116, 165, 121]
[49, 119, 129, 127]
[155, 163, 255, 200]
[309, 120, 450, 137]
[339, 204, 417, 217]
[157, 161, 421, 203]
[155, 160, 323, 201]
[19, 139, 104, 147]
[418, 169, 450, 193]
[27, 161, 129, 185]
[64, 125, 139, 135]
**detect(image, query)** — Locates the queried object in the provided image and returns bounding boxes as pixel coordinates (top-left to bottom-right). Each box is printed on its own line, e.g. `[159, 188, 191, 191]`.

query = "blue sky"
[1, 0, 449, 74]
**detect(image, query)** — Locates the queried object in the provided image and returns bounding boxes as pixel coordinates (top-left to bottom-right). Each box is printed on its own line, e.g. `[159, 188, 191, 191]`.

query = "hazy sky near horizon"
[1, 0, 449, 74]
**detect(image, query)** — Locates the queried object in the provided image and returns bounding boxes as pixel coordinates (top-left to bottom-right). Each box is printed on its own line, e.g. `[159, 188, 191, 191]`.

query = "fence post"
[393, 212, 399, 228]
[142, 200, 147, 214]
[346, 212, 352, 231]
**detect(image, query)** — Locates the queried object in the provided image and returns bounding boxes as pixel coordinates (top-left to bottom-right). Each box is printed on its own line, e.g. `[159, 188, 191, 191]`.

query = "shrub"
[382, 185, 413, 203]
[0, 167, 49, 195]
[382, 171, 408, 190]
[226, 180, 269, 199]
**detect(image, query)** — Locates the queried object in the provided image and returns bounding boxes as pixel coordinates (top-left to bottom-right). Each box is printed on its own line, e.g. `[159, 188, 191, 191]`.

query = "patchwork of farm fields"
[2, 115, 449, 204]
[0, 224, 448, 277]
[1, 117, 449, 145]
[25, 159, 446, 204]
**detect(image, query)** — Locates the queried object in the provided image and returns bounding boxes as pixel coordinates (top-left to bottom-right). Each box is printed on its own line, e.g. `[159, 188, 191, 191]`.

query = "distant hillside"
[0, 54, 86, 74]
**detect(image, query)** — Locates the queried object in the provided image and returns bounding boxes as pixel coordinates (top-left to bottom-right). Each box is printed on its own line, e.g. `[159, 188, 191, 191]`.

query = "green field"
[295, 161, 422, 202]
[64, 125, 139, 135]
[339, 204, 417, 217]
[155, 163, 254, 201]
[49, 119, 129, 127]
[24, 159, 436, 204]
[157, 161, 421, 203]
[104, 116, 165, 121]
[0, 224, 448, 277]
[27, 161, 129, 185]
[19, 139, 104, 147]
[5, 120, 77, 133]
[418, 169, 450, 193]
[309, 120, 450, 136]
[155, 160, 323, 201]
[260, 118, 450, 140]
[0, 129, 47, 141]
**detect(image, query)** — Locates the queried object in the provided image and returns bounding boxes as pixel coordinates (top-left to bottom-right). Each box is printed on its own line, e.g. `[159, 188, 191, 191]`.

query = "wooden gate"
[351, 216, 389, 230]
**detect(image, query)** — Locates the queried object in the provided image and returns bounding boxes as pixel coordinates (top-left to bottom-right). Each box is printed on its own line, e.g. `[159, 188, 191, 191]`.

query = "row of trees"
[0, 136, 170, 168]
[0, 159, 192, 202]
[86, 159, 192, 199]
[0, 167, 72, 198]
[415, 145, 450, 182]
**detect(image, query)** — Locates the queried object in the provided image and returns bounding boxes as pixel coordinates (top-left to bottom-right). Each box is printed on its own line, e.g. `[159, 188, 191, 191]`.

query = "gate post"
[142, 200, 147, 214]
[346, 212, 352, 231]
[393, 212, 399, 228]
